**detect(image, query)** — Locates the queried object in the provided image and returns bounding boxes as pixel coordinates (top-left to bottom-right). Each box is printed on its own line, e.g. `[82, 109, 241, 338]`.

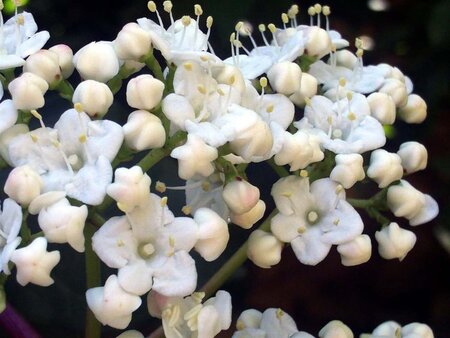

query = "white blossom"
[0, 199, 22, 275]
[0, 100, 18, 135]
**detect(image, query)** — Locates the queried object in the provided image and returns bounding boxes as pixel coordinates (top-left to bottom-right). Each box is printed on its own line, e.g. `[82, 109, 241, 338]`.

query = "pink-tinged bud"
[72, 80, 113, 118]
[4, 165, 43, 206]
[222, 179, 260, 214]
[49, 44, 75, 79]
[114, 23, 152, 61]
[126, 74, 164, 111]
[8, 72, 48, 110]
[23, 49, 61, 86]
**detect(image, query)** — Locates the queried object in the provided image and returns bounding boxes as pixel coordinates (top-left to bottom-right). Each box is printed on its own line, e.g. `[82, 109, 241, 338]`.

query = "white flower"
[230, 200, 266, 229]
[123, 110, 166, 151]
[73, 41, 120, 82]
[86, 274, 142, 329]
[8, 72, 49, 110]
[37, 198, 88, 252]
[10, 237, 60, 286]
[23, 49, 61, 86]
[0, 12, 50, 70]
[319, 320, 353, 338]
[387, 180, 438, 226]
[398, 94, 427, 124]
[0, 100, 18, 134]
[397, 141, 428, 174]
[4, 165, 43, 206]
[401, 323, 434, 338]
[222, 179, 260, 215]
[93, 193, 199, 297]
[49, 44, 74, 79]
[126, 74, 165, 111]
[114, 22, 152, 61]
[337, 234, 372, 266]
[147, 290, 232, 338]
[7, 109, 123, 205]
[375, 222, 416, 261]
[367, 321, 434, 338]
[271, 176, 363, 265]
[193, 207, 229, 262]
[330, 153, 365, 189]
[294, 93, 386, 154]
[107, 166, 152, 213]
[171, 134, 218, 180]
[247, 230, 283, 269]
[0, 199, 22, 275]
[72, 80, 114, 118]
[367, 149, 403, 188]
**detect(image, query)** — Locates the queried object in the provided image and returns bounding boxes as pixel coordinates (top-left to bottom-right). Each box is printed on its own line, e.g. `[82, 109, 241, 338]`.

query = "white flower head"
[330, 153, 365, 189]
[11, 237, 60, 286]
[86, 274, 142, 329]
[0, 199, 22, 275]
[247, 230, 283, 269]
[375, 222, 416, 261]
[271, 176, 363, 265]
[367, 149, 403, 188]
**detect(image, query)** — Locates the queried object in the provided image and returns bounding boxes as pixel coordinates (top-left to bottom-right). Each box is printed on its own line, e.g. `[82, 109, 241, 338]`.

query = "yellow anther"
[356, 48, 364, 58]
[0, 1, 4, 10]
[182, 205, 192, 215]
[276, 308, 284, 319]
[51, 140, 60, 148]
[308, 6, 316, 16]
[347, 92, 353, 101]
[281, 13, 289, 24]
[333, 218, 340, 225]
[78, 134, 87, 143]
[300, 169, 309, 178]
[307, 211, 319, 223]
[181, 15, 191, 26]
[197, 84, 207, 94]
[30, 109, 43, 120]
[304, 97, 312, 106]
[117, 202, 129, 213]
[327, 116, 333, 124]
[191, 291, 205, 304]
[169, 236, 175, 248]
[160, 196, 168, 207]
[348, 112, 356, 121]
[290, 4, 299, 15]
[217, 88, 225, 96]
[266, 104, 274, 113]
[355, 37, 363, 49]
[267, 23, 277, 33]
[331, 43, 337, 52]
[206, 16, 213, 28]
[183, 62, 193, 71]
[259, 76, 268, 88]
[201, 181, 211, 191]
[74, 102, 84, 113]
[229, 32, 236, 43]
[30, 134, 38, 143]
[236, 320, 246, 331]
[184, 303, 202, 322]
[233, 39, 243, 48]
[297, 225, 306, 234]
[163, 0, 172, 12]
[194, 4, 203, 16]
[228, 75, 236, 85]
[332, 129, 342, 139]
[339, 77, 347, 87]
[323, 5, 331, 16]
[314, 3, 322, 13]
[147, 1, 157, 12]
[235, 21, 244, 31]
[16, 14, 24, 25]
[258, 24, 266, 32]
[335, 184, 344, 194]
[116, 239, 125, 247]
[155, 181, 167, 193]
[200, 55, 209, 62]
[281, 191, 292, 198]
[287, 9, 296, 19]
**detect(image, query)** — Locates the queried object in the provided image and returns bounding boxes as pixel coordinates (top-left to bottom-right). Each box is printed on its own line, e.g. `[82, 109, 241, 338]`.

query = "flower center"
[138, 242, 155, 259]
[306, 210, 320, 225]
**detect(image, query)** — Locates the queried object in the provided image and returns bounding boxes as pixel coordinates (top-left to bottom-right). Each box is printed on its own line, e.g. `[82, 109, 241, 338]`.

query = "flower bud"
[72, 80, 114, 118]
[267, 61, 302, 96]
[367, 92, 396, 125]
[236, 309, 262, 330]
[305, 26, 332, 57]
[337, 234, 372, 266]
[247, 230, 283, 268]
[378, 78, 408, 107]
[398, 94, 427, 123]
[23, 49, 61, 86]
[8, 72, 48, 110]
[0, 124, 29, 165]
[230, 199, 266, 229]
[397, 141, 427, 174]
[288, 73, 318, 107]
[116, 330, 144, 338]
[335, 50, 358, 69]
[371, 321, 401, 336]
[375, 222, 416, 261]
[230, 118, 273, 160]
[319, 320, 353, 338]
[123, 110, 166, 151]
[194, 208, 229, 261]
[330, 153, 365, 189]
[107, 166, 151, 213]
[367, 149, 403, 188]
[222, 179, 260, 214]
[126, 74, 165, 111]
[74, 41, 120, 82]
[49, 44, 75, 79]
[4, 165, 43, 206]
[114, 23, 152, 61]
[401, 323, 434, 338]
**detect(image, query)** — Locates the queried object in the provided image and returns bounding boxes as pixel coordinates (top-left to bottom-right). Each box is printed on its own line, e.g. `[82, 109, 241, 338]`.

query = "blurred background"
[1, 0, 449, 337]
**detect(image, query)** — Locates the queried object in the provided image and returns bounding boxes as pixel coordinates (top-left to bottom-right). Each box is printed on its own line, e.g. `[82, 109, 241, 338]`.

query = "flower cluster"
[0, 1, 439, 337]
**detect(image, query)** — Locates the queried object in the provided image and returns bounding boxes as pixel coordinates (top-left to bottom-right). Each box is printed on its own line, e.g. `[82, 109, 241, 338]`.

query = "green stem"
[268, 158, 289, 177]
[84, 223, 102, 338]
[144, 53, 164, 82]
[19, 210, 31, 244]
[54, 79, 74, 101]
[200, 209, 276, 298]
[347, 198, 373, 209]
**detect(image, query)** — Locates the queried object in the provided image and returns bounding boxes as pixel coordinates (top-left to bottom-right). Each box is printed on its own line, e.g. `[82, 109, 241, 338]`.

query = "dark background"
[2, 0, 449, 337]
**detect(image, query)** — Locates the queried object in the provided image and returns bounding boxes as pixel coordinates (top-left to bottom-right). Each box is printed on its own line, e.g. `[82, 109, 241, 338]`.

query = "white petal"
[118, 260, 154, 296]
[17, 31, 50, 58]
[291, 227, 332, 265]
